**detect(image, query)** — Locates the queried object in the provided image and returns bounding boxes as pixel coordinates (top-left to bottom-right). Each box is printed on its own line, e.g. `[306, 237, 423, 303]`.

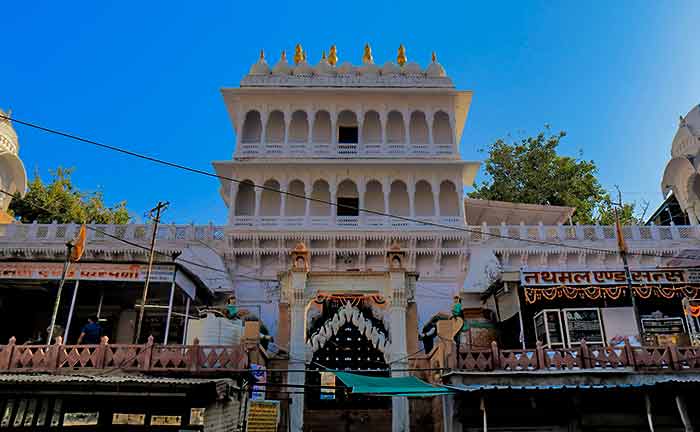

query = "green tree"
[469, 127, 640, 224]
[9, 167, 131, 224]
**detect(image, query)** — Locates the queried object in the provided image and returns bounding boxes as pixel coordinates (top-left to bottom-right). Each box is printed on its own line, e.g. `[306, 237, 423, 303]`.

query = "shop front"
[514, 268, 700, 348]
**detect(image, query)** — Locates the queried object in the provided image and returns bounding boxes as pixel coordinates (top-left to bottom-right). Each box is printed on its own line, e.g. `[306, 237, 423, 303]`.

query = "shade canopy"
[334, 372, 451, 397]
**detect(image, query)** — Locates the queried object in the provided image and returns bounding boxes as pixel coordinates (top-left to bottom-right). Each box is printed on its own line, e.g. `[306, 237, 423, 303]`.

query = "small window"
[337, 197, 359, 216]
[338, 126, 358, 144]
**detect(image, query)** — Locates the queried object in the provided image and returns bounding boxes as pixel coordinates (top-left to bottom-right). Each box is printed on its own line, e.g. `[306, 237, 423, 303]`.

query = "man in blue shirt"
[77, 316, 102, 344]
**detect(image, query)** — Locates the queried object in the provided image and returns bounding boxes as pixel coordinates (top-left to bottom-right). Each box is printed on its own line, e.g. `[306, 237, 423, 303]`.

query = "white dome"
[248, 58, 270, 75]
[293, 60, 313, 76]
[381, 62, 400, 75]
[358, 63, 380, 76]
[426, 62, 446, 78]
[314, 60, 336, 76]
[671, 104, 700, 158]
[336, 62, 356, 75]
[401, 61, 422, 75]
[272, 57, 292, 75]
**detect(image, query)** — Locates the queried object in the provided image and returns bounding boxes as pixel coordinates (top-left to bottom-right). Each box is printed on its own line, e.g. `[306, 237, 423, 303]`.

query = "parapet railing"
[0, 336, 250, 373]
[0, 222, 698, 244]
[449, 340, 700, 372]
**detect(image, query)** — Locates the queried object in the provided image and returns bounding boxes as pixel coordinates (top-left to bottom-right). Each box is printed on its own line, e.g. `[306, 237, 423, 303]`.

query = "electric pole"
[134, 201, 169, 343]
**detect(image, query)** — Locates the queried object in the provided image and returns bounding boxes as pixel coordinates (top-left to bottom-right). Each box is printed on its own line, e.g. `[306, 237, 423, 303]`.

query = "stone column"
[380, 111, 387, 152]
[254, 188, 262, 223]
[283, 111, 291, 155]
[383, 178, 391, 226]
[260, 112, 268, 149]
[408, 180, 416, 220]
[304, 183, 312, 227]
[432, 180, 441, 219]
[330, 182, 338, 226]
[388, 268, 410, 432]
[285, 247, 310, 432]
[357, 177, 366, 225]
[456, 180, 465, 224]
[228, 182, 239, 225]
[280, 184, 288, 218]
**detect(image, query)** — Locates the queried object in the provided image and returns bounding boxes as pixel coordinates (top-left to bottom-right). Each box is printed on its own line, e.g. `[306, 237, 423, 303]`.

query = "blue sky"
[3, 1, 699, 223]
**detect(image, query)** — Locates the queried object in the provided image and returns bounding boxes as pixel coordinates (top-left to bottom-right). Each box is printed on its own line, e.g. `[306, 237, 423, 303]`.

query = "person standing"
[76, 316, 102, 344]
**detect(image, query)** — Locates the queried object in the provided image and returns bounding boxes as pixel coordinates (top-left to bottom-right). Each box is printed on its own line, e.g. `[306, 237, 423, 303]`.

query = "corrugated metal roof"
[446, 374, 700, 392]
[0, 373, 237, 388]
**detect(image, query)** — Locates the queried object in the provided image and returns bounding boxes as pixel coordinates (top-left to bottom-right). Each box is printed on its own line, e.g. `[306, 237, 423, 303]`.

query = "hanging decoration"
[685, 303, 700, 318]
[314, 293, 386, 306]
[523, 284, 700, 304]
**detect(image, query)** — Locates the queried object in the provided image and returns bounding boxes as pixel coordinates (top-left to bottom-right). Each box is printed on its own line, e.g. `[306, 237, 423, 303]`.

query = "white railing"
[234, 142, 456, 158]
[2, 222, 699, 244]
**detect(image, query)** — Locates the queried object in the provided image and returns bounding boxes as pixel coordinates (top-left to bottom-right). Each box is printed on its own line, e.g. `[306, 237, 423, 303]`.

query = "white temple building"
[1, 45, 700, 432]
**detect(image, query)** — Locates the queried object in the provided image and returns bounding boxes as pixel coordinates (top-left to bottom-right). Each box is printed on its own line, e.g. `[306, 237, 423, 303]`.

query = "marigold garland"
[523, 285, 700, 304]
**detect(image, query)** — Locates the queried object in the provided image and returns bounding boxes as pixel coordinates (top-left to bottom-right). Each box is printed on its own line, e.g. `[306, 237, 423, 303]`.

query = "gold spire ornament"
[397, 44, 407, 66]
[321, 50, 327, 61]
[260, 49, 265, 61]
[431, 51, 437, 63]
[362, 43, 374, 64]
[328, 45, 338, 66]
[294, 44, 304, 65]
[280, 50, 287, 62]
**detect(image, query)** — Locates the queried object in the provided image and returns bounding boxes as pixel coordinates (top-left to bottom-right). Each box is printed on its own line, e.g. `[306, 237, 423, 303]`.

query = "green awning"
[334, 372, 452, 397]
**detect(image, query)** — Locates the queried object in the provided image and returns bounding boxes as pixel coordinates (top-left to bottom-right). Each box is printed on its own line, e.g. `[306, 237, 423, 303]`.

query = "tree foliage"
[469, 127, 640, 224]
[9, 167, 131, 224]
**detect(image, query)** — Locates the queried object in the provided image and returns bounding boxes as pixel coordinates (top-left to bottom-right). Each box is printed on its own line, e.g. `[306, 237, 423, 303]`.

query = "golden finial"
[362, 43, 374, 64]
[431, 51, 437, 63]
[260, 49, 265, 61]
[280, 50, 287, 62]
[328, 45, 338, 66]
[321, 50, 327, 61]
[294, 44, 304, 65]
[397, 44, 407, 66]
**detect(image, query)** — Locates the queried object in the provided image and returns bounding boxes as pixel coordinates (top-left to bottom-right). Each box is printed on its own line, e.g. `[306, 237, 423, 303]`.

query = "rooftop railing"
[0, 336, 249, 373]
[0, 222, 698, 243]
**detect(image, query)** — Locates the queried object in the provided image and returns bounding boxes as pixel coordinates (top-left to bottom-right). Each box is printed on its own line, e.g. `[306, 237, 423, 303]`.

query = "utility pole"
[134, 201, 169, 343]
[613, 186, 643, 340]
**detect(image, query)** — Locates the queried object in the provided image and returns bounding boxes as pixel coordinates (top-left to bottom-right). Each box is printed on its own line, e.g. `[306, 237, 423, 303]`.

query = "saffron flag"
[70, 224, 87, 262]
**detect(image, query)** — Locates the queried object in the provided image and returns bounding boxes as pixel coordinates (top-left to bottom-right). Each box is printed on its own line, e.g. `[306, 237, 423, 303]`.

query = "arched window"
[286, 180, 306, 216]
[415, 180, 434, 216]
[310, 180, 331, 216]
[386, 111, 405, 144]
[235, 180, 255, 216]
[241, 111, 262, 143]
[337, 110, 358, 150]
[312, 111, 331, 143]
[265, 111, 285, 144]
[288, 111, 309, 144]
[364, 180, 384, 212]
[409, 111, 429, 146]
[439, 180, 459, 216]
[336, 179, 359, 216]
[362, 111, 382, 145]
[260, 179, 281, 216]
[389, 181, 410, 216]
[433, 111, 453, 145]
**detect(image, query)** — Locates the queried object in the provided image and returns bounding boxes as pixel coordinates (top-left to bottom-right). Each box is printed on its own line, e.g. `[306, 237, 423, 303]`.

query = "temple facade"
[1, 46, 700, 431]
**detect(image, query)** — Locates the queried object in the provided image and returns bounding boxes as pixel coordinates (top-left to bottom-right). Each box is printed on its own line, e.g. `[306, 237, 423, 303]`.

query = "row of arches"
[239, 109, 454, 149]
[232, 178, 462, 220]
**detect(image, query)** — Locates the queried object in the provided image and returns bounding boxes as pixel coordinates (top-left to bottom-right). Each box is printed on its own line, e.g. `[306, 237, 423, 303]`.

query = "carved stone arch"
[241, 110, 263, 143]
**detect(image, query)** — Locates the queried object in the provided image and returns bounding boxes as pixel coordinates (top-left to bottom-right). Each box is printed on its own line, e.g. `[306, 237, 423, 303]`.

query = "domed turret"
[0, 109, 27, 214]
[314, 51, 336, 76]
[426, 52, 447, 78]
[381, 61, 400, 75]
[248, 50, 271, 75]
[401, 62, 422, 75]
[336, 62, 356, 75]
[272, 51, 292, 75]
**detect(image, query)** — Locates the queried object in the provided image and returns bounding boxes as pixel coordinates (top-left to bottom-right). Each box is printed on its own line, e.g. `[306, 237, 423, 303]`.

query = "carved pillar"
[330, 112, 338, 154]
[403, 110, 410, 147]
[427, 112, 434, 151]
[308, 111, 315, 152]
[408, 180, 416, 220]
[280, 183, 288, 218]
[260, 111, 269, 148]
[380, 111, 388, 152]
[254, 188, 262, 222]
[387, 244, 410, 432]
[330, 182, 338, 226]
[304, 183, 312, 226]
[286, 243, 310, 432]
[383, 177, 391, 226]
[283, 111, 291, 155]
[358, 179, 367, 225]
[228, 182, 239, 225]
[432, 179, 441, 218]
[456, 180, 465, 224]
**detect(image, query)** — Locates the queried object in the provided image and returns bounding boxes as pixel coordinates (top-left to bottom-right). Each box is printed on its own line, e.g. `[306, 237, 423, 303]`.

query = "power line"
[2, 113, 700, 264]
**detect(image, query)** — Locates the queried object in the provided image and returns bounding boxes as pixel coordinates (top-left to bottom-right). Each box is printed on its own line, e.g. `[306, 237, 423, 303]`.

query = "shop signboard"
[534, 309, 565, 348]
[250, 364, 266, 401]
[641, 317, 685, 334]
[246, 400, 279, 432]
[521, 268, 687, 286]
[562, 308, 604, 346]
[0, 262, 175, 283]
[320, 372, 336, 400]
